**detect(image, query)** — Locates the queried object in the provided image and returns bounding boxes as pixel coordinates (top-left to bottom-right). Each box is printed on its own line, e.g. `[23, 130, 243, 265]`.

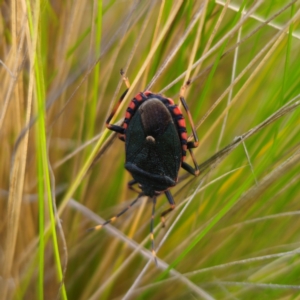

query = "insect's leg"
[160, 191, 175, 228]
[150, 196, 158, 266]
[179, 81, 199, 149]
[106, 69, 131, 134]
[118, 135, 125, 142]
[181, 160, 200, 176]
[182, 146, 200, 176]
[88, 193, 142, 231]
[128, 179, 141, 193]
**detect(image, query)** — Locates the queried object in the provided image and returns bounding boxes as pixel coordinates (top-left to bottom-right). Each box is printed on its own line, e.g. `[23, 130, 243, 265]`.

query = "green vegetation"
[1, 1, 300, 299]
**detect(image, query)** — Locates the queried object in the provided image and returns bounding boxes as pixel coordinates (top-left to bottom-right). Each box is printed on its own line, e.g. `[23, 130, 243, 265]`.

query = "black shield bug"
[90, 70, 199, 263]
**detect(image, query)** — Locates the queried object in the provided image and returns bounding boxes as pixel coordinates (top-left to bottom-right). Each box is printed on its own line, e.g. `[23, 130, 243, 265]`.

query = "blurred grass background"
[1, 0, 300, 299]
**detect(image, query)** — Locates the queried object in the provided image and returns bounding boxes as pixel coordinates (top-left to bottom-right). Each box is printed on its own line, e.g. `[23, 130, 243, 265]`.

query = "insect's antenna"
[88, 193, 144, 232]
[150, 196, 158, 266]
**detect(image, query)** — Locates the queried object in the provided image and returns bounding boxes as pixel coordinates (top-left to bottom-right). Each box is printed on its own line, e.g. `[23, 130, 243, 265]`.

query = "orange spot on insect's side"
[123, 123, 128, 129]
[173, 107, 181, 116]
[178, 119, 186, 128]
[177, 107, 184, 115]
[125, 111, 131, 119]
[181, 132, 187, 140]
[183, 144, 187, 151]
[129, 101, 136, 110]
[144, 90, 152, 96]
[135, 93, 143, 101]
[167, 97, 175, 105]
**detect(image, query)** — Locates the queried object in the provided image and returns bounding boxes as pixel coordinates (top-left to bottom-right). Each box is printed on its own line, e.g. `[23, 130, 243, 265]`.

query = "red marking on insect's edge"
[181, 132, 187, 140]
[173, 107, 182, 116]
[135, 93, 143, 101]
[167, 98, 175, 105]
[125, 111, 131, 119]
[178, 119, 186, 128]
[144, 91, 152, 96]
[129, 101, 136, 110]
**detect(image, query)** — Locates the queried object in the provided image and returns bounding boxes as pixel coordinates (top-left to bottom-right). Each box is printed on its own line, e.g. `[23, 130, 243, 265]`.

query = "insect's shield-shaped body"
[125, 98, 182, 197]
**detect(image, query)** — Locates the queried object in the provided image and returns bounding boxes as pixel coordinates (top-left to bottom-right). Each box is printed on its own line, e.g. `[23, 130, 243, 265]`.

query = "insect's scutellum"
[89, 70, 200, 263]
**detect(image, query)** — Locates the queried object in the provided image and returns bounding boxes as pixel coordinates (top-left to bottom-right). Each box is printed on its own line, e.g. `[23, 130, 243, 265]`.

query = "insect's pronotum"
[90, 70, 200, 264]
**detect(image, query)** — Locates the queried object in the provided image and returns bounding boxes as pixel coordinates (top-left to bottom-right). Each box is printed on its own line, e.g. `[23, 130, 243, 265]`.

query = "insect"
[90, 70, 199, 263]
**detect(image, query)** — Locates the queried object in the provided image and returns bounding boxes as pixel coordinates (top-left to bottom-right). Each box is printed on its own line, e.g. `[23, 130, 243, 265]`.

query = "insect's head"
[140, 184, 161, 198]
